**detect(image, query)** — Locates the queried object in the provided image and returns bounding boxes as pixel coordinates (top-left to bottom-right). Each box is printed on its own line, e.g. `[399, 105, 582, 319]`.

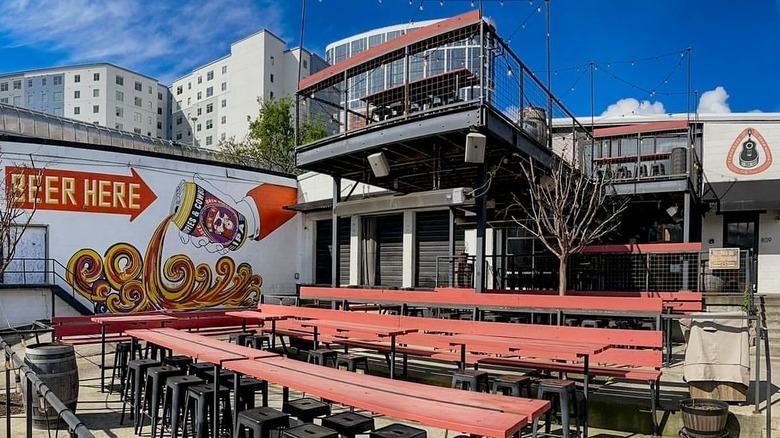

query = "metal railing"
[297, 15, 594, 157]
[2, 336, 96, 438]
[1, 258, 84, 315]
[435, 250, 754, 294]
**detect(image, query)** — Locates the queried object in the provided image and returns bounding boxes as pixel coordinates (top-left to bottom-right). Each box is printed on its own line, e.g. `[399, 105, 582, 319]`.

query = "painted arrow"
[5, 167, 157, 221]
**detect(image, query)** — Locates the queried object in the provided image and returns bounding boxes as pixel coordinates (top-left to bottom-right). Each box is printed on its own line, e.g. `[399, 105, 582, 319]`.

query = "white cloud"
[0, 0, 285, 84]
[600, 98, 666, 118]
[697, 86, 731, 113]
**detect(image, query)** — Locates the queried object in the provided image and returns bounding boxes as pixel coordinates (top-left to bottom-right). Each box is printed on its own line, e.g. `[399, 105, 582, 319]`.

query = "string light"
[507, 65, 513, 77]
[440, 0, 444, 5]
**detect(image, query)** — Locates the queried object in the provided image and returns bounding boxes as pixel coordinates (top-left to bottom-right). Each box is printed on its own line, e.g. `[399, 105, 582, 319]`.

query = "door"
[314, 219, 351, 286]
[376, 214, 403, 288]
[3, 226, 47, 284]
[721, 212, 758, 293]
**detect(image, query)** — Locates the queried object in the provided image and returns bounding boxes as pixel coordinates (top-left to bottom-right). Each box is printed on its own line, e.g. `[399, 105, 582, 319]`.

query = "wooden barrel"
[23, 343, 79, 430]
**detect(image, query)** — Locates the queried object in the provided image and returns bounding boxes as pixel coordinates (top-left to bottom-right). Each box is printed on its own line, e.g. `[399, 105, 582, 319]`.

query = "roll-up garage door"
[376, 214, 403, 288]
[415, 211, 466, 288]
[314, 218, 351, 285]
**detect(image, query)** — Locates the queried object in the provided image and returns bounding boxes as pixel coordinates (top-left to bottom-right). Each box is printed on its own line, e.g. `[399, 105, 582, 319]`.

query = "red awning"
[593, 120, 689, 138]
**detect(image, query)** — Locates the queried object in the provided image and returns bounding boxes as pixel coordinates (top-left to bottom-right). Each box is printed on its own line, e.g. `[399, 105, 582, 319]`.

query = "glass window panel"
[621, 138, 638, 156]
[640, 137, 655, 155]
[656, 136, 686, 153]
[369, 65, 385, 94]
[350, 38, 366, 56]
[334, 44, 348, 64]
[388, 60, 405, 87]
[428, 50, 445, 76]
[467, 47, 481, 73]
[368, 34, 384, 48]
[409, 56, 425, 81]
[448, 48, 466, 71]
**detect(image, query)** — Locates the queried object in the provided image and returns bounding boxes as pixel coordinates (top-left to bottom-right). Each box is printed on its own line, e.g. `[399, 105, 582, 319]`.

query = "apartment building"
[0, 64, 170, 139]
[170, 29, 327, 150]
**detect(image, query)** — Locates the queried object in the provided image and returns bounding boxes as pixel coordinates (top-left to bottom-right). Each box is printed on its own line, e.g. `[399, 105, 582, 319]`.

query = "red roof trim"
[593, 120, 689, 138]
[299, 10, 482, 92]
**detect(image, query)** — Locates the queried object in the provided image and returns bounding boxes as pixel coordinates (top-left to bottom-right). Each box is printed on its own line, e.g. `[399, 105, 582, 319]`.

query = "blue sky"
[1, 0, 778, 117]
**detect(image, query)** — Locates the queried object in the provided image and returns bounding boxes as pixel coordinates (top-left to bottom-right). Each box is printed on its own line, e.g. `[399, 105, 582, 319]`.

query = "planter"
[680, 398, 729, 436]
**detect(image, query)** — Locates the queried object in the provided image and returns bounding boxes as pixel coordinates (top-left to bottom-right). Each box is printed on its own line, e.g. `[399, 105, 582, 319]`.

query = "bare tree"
[510, 151, 626, 295]
[0, 161, 42, 279]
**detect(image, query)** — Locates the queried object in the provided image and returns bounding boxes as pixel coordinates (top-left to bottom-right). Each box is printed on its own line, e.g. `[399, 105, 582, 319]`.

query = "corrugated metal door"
[376, 214, 403, 288]
[314, 218, 351, 285]
[415, 211, 466, 288]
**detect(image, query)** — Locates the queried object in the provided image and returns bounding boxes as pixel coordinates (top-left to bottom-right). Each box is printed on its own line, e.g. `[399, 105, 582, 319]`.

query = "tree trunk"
[558, 256, 568, 296]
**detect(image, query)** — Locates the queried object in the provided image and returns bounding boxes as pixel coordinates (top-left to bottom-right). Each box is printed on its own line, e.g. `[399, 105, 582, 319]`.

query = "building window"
[197, 107, 202, 116]
[53, 91, 62, 102]
[27, 79, 33, 88]
[93, 88, 100, 97]
[176, 116, 182, 125]
[188, 82, 191, 90]
[207, 71, 214, 81]
[303, 59, 308, 69]
[115, 123, 123, 130]
[176, 85, 183, 95]
[12, 96, 20, 105]
[93, 73, 100, 81]
[53, 76, 62, 86]
[27, 95, 33, 104]
[116, 75, 124, 86]
[0, 98, 6, 103]
[134, 96, 142, 107]
[158, 92, 163, 100]
[197, 76, 202, 84]
[206, 103, 213, 113]
[134, 81, 142, 91]
[270, 91, 274, 99]
[134, 127, 142, 134]
[270, 56, 275, 66]
[270, 74, 274, 83]
[92, 104, 99, 113]
[196, 123, 202, 132]
[133, 112, 142, 123]
[221, 115, 226, 124]
[221, 132, 226, 140]
[116, 90, 124, 102]
[157, 107, 162, 115]
[74, 74, 81, 83]
[53, 107, 63, 116]
[42, 78, 47, 86]
[74, 106, 80, 115]
[221, 99, 227, 108]
[206, 136, 213, 146]
[157, 121, 162, 129]
[0, 83, 7, 92]
[206, 119, 213, 129]
[197, 91, 202, 100]
[74, 90, 80, 99]
[13, 80, 21, 90]
[116, 107, 123, 117]
[176, 131, 183, 140]
[221, 82, 227, 91]
[41, 93, 48, 103]
[148, 85, 152, 94]
[206, 86, 213, 97]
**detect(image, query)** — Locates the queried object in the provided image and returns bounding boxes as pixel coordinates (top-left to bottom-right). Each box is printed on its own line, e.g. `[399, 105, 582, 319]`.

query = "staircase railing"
[1, 258, 89, 315]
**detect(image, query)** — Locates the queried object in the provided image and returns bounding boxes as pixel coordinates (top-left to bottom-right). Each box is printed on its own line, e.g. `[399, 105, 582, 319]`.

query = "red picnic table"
[224, 354, 548, 438]
[225, 310, 296, 350]
[297, 319, 418, 379]
[91, 314, 178, 393]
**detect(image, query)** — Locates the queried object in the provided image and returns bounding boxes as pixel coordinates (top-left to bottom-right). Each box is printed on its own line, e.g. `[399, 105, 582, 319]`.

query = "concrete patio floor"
[1, 332, 778, 437]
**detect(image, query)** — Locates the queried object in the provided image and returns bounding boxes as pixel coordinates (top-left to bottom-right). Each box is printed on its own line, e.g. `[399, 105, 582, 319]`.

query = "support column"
[683, 192, 691, 243]
[475, 165, 487, 293]
[402, 211, 415, 289]
[332, 177, 341, 288]
[349, 216, 361, 286]
[448, 208, 456, 287]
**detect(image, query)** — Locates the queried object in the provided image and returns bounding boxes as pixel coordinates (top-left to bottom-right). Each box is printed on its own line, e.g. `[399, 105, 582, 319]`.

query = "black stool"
[120, 358, 160, 425]
[307, 348, 337, 367]
[451, 369, 489, 392]
[236, 406, 290, 438]
[247, 334, 272, 350]
[189, 362, 215, 379]
[138, 365, 183, 436]
[230, 332, 254, 346]
[283, 424, 338, 438]
[164, 355, 194, 372]
[282, 398, 331, 423]
[531, 379, 580, 438]
[493, 375, 532, 397]
[321, 412, 374, 438]
[225, 376, 268, 411]
[110, 342, 141, 395]
[162, 375, 204, 438]
[203, 368, 234, 384]
[144, 342, 170, 360]
[370, 423, 426, 438]
[336, 354, 369, 373]
[183, 383, 232, 438]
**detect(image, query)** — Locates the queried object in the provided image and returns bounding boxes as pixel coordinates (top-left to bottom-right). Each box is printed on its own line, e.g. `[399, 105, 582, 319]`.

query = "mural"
[3, 164, 296, 314]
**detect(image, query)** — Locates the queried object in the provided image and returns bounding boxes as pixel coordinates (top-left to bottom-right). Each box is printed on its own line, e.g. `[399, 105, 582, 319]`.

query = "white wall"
[1, 140, 300, 313]
[0, 288, 81, 329]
